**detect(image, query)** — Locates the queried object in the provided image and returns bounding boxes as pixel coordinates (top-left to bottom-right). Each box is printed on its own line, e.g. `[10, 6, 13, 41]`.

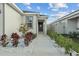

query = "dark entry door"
[38, 22, 43, 32]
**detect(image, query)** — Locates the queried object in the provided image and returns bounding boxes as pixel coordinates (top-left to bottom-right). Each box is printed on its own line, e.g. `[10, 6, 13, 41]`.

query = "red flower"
[11, 33, 20, 39]
[24, 32, 33, 41]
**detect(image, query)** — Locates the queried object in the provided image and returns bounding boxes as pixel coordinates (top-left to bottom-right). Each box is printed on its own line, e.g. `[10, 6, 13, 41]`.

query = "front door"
[38, 22, 43, 32]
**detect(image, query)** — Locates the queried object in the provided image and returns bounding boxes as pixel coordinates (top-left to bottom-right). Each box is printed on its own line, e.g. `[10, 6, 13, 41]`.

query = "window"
[26, 16, 33, 28]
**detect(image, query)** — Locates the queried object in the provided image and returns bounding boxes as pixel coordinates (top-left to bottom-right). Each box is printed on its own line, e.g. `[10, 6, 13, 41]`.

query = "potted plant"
[24, 32, 33, 46]
[0, 34, 9, 47]
[11, 33, 20, 47]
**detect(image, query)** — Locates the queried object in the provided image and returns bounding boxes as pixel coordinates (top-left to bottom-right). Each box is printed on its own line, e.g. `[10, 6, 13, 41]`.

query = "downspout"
[3, 3, 5, 34]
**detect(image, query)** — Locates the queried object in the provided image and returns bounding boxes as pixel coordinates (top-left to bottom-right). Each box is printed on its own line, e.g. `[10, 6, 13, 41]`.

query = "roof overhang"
[23, 13, 39, 16]
[38, 14, 48, 19]
[7, 3, 48, 19]
[52, 9, 79, 24]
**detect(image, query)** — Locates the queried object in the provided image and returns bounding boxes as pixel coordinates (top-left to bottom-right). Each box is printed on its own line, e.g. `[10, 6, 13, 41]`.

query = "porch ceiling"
[38, 20, 44, 22]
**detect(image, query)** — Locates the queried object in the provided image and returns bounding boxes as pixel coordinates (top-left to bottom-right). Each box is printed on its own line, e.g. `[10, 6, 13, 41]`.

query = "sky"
[16, 3, 79, 24]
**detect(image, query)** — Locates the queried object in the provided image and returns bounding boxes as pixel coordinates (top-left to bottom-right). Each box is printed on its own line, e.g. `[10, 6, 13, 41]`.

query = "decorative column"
[36, 18, 38, 35]
[44, 19, 47, 35]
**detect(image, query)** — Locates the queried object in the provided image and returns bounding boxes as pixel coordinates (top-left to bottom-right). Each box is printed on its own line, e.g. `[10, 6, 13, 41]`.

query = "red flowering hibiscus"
[11, 33, 20, 47]
[24, 32, 33, 46]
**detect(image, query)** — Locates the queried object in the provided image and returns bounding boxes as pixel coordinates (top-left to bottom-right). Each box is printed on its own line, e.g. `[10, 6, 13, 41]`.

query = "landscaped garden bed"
[0, 32, 37, 47]
[1, 23, 37, 47]
[47, 30, 79, 56]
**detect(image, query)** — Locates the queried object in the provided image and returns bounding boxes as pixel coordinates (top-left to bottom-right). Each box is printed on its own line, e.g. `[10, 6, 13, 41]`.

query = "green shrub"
[71, 42, 79, 53]
[69, 31, 79, 39]
[47, 30, 79, 54]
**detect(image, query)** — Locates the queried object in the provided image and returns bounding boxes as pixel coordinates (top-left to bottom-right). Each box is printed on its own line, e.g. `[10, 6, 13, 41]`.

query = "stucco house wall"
[52, 21, 64, 34]
[24, 14, 47, 35]
[5, 4, 23, 36]
[0, 3, 47, 36]
[67, 18, 77, 34]
[44, 19, 47, 34]
[60, 19, 68, 34]
[33, 15, 37, 34]
[0, 4, 4, 35]
[23, 14, 37, 34]
[51, 10, 79, 34]
[52, 18, 77, 34]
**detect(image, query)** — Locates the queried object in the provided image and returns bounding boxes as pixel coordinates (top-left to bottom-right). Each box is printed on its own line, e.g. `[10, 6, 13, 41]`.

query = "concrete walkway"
[0, 34, 69, 56]
[27, 34, 68, 56]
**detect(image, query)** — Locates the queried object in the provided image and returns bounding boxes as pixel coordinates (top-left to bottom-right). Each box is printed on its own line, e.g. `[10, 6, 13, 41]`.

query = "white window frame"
[26, 16, 33, 29]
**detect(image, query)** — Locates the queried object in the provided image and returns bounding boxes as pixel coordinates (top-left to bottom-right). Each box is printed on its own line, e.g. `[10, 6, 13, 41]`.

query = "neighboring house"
[0, 3, 48, 36]
[50, 9, 79, 34]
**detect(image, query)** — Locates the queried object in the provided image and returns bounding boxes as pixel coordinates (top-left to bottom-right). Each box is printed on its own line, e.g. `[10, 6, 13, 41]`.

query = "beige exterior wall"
[53, 19, 68, 34]
[53, 18, 77, 34]
[44, 19, 47, 34]
[0, 4, 3, 35]
[77, 18, 79, 29]
[24, 15, 37, 34]
[5, 4, 22, 36]
[24, 14, 47, 35]
[0, 3, 47, 36]
[33, 15, 37, 34]
[67, 18, 77, 33]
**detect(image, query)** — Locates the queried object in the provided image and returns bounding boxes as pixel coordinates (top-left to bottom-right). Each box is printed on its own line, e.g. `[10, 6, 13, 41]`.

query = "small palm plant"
[19, 23, 28, 37]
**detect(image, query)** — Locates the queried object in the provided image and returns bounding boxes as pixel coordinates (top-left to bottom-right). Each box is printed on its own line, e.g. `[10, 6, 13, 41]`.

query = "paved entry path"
[27, 34, 68, 56]
[0, 34, 69, 56]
